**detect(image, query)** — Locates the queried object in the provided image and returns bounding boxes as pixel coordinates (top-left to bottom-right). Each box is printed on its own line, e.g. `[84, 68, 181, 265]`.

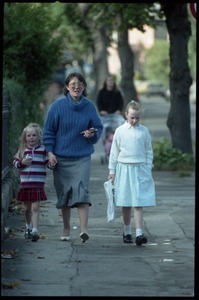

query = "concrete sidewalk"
[1, 140, 196, 297]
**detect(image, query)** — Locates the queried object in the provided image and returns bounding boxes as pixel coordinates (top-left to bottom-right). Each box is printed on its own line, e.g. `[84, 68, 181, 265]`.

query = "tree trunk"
[77, 3, 109, 102]
[92, 27, 109, 101]
[162, 3, 193, 154]
[117, 28, 139, 108]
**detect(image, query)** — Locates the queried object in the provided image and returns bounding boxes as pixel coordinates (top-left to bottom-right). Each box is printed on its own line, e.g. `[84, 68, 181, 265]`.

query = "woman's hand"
[48, 152, 57, 167]
[80, 128, 98, 139]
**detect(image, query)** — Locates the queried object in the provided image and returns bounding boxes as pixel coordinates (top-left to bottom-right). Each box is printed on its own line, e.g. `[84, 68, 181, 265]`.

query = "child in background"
[13, 123, 56, 242]
[108, 100, 156, 246]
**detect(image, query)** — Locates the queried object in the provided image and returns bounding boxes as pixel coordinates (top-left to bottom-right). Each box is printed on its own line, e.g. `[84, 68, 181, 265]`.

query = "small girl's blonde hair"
[125, 100, 142, 113]
[14, 123, 42, 160]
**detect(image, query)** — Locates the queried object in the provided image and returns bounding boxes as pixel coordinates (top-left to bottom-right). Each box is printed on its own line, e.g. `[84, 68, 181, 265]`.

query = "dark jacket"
[96, 89, 124, 114]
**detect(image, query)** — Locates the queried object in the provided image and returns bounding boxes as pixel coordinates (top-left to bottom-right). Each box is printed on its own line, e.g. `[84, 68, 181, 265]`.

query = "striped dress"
[13, 145, 49, 202]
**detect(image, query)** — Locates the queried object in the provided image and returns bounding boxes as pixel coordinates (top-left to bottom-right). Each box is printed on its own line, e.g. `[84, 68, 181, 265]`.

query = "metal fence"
[1, 92, 14, 239]
[2, 92, 10, 184]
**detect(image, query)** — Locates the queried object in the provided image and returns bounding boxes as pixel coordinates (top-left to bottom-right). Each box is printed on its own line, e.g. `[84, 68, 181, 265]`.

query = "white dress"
[114, 163, 156, 207]
[108, 122, 156, 207]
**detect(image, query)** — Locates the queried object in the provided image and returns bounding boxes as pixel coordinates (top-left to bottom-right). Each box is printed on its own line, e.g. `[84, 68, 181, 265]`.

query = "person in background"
[96, 75, 124, 115]
[43, 72, 103, 243]
[13, 123, 55, 242]
[108, 100, 156, 246]
[96, 75, 125, 162]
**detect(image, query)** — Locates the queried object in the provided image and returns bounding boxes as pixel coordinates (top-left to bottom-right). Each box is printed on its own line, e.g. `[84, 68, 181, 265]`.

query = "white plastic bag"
[104, 179, 115, 222]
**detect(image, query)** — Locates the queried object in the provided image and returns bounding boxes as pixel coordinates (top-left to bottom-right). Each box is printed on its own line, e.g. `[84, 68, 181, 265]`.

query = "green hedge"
[152, 138, 195, 172]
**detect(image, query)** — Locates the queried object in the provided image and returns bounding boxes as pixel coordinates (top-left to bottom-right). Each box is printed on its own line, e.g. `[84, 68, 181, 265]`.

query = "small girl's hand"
[22, 156, 32, 165]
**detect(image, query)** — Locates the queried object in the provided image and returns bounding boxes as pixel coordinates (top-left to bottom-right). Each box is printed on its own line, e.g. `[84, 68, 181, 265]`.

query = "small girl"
[13, 123, 55, 242]
[108, 100, 156, 246]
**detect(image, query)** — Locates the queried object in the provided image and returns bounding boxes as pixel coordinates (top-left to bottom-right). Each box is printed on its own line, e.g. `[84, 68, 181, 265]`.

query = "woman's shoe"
[80, 232, 89, 243]
[60, 236, 70, 241]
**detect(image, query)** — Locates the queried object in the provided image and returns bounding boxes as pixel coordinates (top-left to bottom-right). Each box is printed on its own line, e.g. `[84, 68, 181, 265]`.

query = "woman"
[96, 75, 124, 115]
[43, 72, 103, 243]
[96, 75, 125, 161]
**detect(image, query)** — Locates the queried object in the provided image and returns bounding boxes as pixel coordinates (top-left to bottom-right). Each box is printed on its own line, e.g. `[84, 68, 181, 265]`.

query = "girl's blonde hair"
[14, 123, 42, 159]
[125, 100, 142, 113]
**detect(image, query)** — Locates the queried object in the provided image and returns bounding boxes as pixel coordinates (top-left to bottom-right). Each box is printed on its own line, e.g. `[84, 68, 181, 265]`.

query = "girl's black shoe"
[135, 234, 147, 246]
[123, 234, 133, 243]
[24, 229, 32, 239]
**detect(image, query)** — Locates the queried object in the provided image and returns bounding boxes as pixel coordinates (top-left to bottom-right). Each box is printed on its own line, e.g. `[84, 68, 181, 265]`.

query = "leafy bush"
[3, 79, 26, 164]
[3, 3, 65, 125]
[152, 138, 195, 171]
[2, 80, 24, 196]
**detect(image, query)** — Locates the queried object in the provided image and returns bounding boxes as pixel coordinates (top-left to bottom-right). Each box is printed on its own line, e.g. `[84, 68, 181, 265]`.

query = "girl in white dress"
[108, 100, 156, 245]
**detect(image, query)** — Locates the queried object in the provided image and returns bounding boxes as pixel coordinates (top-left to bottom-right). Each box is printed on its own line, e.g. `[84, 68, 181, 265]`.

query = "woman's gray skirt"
[53, 156, 92, 208]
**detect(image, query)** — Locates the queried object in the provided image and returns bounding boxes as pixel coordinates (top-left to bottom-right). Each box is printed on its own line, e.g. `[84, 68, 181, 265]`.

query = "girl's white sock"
[123, 224, 131, 235]
[136, 228, 143, 237]
[32, 228, 38, 233]
[26, 224, 32, 230]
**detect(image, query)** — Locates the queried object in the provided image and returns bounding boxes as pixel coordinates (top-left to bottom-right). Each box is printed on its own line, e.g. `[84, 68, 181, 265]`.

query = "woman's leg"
[78, 204, 89, 234]
[78, 204, 90, 243]
[61, 206, 71, 236]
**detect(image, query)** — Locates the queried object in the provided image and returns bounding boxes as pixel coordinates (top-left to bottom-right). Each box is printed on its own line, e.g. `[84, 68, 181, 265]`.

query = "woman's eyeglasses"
[69, 82, 84, 88]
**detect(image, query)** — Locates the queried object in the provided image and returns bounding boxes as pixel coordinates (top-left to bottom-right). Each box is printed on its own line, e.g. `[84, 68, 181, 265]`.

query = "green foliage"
[144, 40, 170, 86]
[3, 79, 25, 164]
[88, 3, 158, 31]
[3, 3, 65, 123]
[177, 171, 192, 177]
[62, 4, 94, 57]
[152, 138, 195, 171]
[4, 3, 63, 84]
[143, 13, 196, 86]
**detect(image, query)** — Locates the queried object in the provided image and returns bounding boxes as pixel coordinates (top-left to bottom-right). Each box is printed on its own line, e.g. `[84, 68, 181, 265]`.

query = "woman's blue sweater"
[42, 93, 103, 158]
